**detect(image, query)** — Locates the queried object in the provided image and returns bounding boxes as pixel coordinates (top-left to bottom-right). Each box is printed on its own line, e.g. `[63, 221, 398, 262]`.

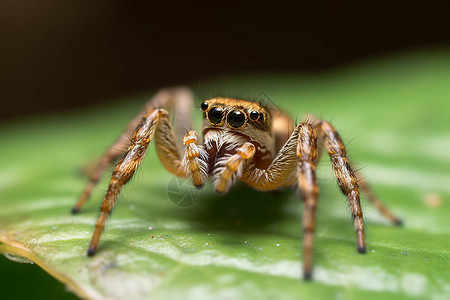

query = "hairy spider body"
[72, 88, 401, 280]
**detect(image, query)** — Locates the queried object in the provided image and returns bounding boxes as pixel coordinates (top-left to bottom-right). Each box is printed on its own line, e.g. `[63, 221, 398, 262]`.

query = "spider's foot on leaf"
[303, 272, 312, 281]
[71, 207, 80, 214]
[87, 247, 97, 257]
[358, 245, 367, 254]
[394, 218, 404, 226]
[194, 183, 205, 189]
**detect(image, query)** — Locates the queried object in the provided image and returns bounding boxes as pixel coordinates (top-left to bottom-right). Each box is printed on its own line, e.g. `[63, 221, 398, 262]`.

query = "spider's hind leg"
[357, 176, 403, 225]
[316, 120, 367, 253]
[314, 120, 403, 226]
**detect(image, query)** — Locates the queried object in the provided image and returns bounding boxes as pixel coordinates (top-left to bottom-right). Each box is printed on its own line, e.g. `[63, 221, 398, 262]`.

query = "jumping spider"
[72, 87, 402, 280]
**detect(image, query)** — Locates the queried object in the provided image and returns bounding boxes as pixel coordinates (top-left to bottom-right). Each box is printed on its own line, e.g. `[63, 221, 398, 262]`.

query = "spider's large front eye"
[227, 110, 247, 129]
[207, 107, 224, 125]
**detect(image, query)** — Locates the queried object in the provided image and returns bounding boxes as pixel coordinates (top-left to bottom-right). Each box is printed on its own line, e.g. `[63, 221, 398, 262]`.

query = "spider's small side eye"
[259, 112, 265, 122]
[201, 102, 209, 111]
[227, 110, 247, 129]
[208, 107, 224, 125]
[249, 110, 260, 121]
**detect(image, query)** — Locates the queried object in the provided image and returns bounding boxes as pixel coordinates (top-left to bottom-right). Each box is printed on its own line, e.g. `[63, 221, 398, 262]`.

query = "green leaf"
[1, 49, 449, 300]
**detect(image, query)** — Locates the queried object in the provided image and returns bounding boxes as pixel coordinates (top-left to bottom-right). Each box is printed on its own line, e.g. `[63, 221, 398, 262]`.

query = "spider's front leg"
[87, 108, 185, 256]
[72, 88, 191, 213]
[297, 124, 320, 280]
[241, 122, 364, 280]
[240, 124, 320, 279]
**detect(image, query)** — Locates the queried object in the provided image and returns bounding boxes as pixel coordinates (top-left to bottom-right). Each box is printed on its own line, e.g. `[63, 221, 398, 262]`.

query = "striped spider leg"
[72, 88, 193, 213]
[201, 99, 402, 280]
[72, 87, 204, 255]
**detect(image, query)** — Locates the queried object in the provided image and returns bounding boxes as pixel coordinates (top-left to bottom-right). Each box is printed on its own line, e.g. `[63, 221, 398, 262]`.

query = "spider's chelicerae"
[72, 87, 402, 280]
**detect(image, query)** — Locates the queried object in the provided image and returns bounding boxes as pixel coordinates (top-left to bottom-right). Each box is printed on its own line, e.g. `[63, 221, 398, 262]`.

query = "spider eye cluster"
[201, 101, 265, 129]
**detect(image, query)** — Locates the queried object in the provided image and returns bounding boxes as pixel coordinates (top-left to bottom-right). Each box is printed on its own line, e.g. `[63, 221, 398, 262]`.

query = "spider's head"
[200, 98, 276, 170]
[200, 98, 271, 133]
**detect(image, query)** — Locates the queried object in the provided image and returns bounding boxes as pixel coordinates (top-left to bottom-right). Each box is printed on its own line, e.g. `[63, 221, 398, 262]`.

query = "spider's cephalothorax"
[198, 98, 276, 193]
[72, 88, 402, 280]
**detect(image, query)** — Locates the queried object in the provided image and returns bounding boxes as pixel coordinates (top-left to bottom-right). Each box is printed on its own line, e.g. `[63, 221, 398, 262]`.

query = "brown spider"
[72, 87, 402, 280]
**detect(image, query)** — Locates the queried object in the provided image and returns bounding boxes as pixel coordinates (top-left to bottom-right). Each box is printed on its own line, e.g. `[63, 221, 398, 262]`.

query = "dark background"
[1, 1, 449, 123]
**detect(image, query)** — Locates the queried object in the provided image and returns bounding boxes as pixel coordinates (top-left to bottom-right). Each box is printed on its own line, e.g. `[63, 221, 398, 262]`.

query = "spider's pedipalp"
[213, 142, 256, 194]
[181, 130, 209, 188]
